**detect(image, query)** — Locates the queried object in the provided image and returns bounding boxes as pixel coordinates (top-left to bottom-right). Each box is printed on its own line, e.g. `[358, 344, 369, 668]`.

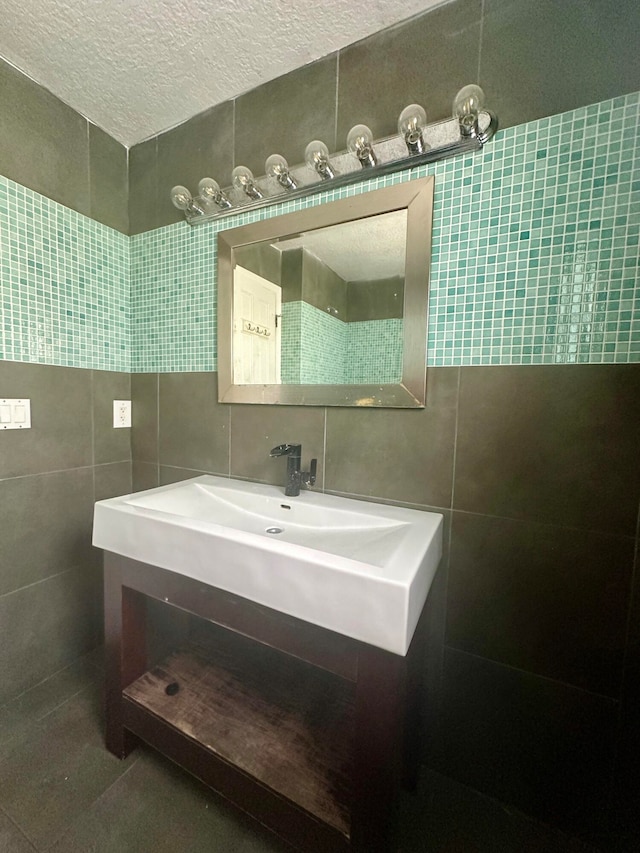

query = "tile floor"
[0, 650, 621, 852]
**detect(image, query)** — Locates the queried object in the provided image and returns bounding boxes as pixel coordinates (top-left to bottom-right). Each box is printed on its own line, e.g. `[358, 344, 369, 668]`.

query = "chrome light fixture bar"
[172, 85, 498, 226]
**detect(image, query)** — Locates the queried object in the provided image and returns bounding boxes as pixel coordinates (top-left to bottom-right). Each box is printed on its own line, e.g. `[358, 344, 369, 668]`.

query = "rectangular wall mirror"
[217, 176, 434, 407]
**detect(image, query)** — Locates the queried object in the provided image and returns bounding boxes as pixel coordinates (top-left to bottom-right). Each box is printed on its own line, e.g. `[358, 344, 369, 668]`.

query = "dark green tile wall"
[128, 0, 640, 234]
[0, 57, 128, 234]
[0, 363, 131, 704]
[2, 0, 640, 844]
[130, 364, 640, 842]
[0, 57, 128, 704]
[123, 1, 640, 842]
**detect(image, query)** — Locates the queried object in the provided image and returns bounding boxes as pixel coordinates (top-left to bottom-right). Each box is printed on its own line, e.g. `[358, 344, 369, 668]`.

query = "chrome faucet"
[269, 443, 317, 497]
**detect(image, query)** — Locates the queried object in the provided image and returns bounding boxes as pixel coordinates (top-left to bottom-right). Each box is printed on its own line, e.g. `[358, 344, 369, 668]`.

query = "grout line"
[440, 367, 462, 656]
[42, 754, 143, 852]
[444, 644, 622, 704]
[0, 565, 89, 601]
[609, 497, 640, 810]
[334, 52, 340, 152]
[321, 407, 327, 492]
[156, 372, 161, 486]
[90, 369, 96, 472]
[446, 505, 638, 541]
[449, 366, 461, 513]
[232, 99, 236, 166]
[620, 498, 640, 686]
[33, 683, 96, 724]
[437, 367, 461, 737]
[0, 649, 100, 711]
[0, 464, 96, 484]
[86, 119, 91, 217]
[0, 803, 38, 852]
[477, 0, 486, 82]
[227, 392, 232, 477]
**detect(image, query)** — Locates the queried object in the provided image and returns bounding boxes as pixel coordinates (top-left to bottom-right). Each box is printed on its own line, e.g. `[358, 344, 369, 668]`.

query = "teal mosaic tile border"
[428, 92, 640, 365]
[130, 224, 216, 372]
[279, 303, 402, 384]
[0, 177, 130, 371]
[2, 90, 637, 374]
[345, 319, 403, 383]
[299, 302, 347, 384]
[131, 90, 639, 371]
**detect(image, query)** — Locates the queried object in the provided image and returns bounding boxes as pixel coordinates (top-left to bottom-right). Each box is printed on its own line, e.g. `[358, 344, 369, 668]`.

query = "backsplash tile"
[0, 177, 129, 370]
[131, 91, 639, 372]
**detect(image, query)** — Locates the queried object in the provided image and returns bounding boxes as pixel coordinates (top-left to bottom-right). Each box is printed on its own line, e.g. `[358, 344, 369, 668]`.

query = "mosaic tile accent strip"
[345, 319, 403, 383]
[280, 303, 403, 384]
[1, 92, 638, 374]
[0, 177, 130, 370]
[280, 301, 301, 383]
[130, 224, 217, 372]
[131, 91, 639, 371]
[428, 92, 640, 365]
[299, 303, 347, 384]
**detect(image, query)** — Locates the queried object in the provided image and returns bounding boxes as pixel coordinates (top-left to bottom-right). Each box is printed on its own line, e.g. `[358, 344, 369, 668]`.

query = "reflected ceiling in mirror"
[217, 178, 434, 407]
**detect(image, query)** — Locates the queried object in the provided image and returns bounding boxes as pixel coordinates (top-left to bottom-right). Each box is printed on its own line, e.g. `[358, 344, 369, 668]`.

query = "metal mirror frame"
[217, 176, 434, 407]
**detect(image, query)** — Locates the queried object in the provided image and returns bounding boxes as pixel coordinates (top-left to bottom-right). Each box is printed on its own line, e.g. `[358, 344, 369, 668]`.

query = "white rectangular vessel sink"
[93, 475, 443, 656]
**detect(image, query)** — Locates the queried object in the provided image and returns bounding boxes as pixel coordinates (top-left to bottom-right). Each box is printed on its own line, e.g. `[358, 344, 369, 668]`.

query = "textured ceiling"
[0, 0, 444, 147]
[277, 212, 408, 281]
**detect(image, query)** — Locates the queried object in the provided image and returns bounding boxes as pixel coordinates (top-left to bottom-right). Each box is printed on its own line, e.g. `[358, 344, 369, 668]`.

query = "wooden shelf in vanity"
[104, 552, 426, 853]
[123, 627, 354, 836]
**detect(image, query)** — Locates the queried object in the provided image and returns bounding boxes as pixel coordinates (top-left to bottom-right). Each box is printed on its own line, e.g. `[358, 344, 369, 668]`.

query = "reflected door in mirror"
[233, 266, 282, 384]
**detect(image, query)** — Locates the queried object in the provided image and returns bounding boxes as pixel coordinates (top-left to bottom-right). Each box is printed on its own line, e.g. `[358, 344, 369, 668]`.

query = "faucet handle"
[306, 458, 317, 487]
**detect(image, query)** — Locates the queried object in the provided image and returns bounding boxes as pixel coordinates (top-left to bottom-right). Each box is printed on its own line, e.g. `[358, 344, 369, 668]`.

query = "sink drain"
[265, 526, 284, 535]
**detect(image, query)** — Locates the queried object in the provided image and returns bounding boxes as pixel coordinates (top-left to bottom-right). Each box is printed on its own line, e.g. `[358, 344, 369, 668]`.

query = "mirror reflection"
[232, 211, 407, 386]
[217, 177, 434, 407]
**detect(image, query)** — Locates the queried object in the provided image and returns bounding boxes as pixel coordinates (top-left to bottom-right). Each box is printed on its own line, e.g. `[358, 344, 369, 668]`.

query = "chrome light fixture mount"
[171, 84, 498, 225]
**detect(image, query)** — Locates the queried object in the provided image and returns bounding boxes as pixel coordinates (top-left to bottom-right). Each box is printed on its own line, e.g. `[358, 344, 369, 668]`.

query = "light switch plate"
[0, 399, 31, 429]
[113, 400, 132, 428]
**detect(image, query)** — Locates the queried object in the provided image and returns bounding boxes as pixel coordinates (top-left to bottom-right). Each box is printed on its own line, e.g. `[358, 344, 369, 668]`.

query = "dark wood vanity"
[104, 552, 426, 852]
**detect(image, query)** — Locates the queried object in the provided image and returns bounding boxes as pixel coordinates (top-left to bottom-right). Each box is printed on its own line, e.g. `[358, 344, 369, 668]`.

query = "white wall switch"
[0, 399, 31, 429]
[113, 400, 132, 428]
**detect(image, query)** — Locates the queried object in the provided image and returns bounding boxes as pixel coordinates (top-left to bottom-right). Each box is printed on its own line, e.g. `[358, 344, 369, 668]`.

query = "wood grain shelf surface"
[123, 627, 354, 836]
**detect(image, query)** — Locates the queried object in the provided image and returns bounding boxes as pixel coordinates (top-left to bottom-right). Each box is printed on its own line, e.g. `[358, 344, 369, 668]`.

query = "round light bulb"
[346, 124, 374, 157]
[265, 154, 289, 178]
[198, 177, 221, 201]
[198, 176, 231, 210]
[170, 185, 192, 211]
[305, 140, 329, 170]
[304, 140, 335, 179]
[398, 104, 427, 143]
[453, 84, 485, 136]
[346, 124, 377, 168]
[265, 154, 298, 190]
[231, 165, 263, 199]
[232, 165, 255, 190]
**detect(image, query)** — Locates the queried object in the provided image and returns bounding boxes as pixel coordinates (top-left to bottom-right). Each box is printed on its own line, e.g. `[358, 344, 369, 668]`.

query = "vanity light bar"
[172, 85, 498, 226]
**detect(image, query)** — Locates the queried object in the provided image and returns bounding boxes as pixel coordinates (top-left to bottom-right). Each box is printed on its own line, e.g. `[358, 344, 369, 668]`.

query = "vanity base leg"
[403, 607, 427, 792]
[104, 554, 147, 759]
[351, 645, 406, 852]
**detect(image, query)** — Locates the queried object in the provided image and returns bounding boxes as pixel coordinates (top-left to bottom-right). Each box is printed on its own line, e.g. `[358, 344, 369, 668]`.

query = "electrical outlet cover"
[113, 400, 132, 428]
